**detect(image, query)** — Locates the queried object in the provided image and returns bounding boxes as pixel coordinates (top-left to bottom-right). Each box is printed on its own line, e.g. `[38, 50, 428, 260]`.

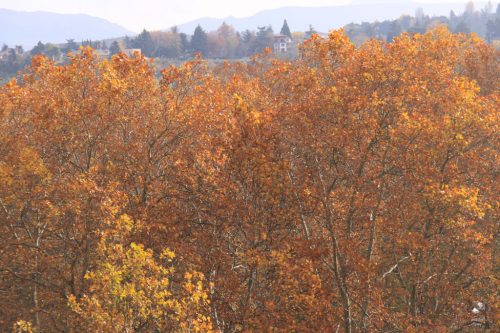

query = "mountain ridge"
[0, 8, 134, 48]
[174, 2, 492, 33]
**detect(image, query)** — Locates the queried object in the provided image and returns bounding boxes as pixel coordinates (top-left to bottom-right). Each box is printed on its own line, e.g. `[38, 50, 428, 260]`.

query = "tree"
[179, 33, 189, 54]
[124, 35, 132, 48]
[132, 29, 155, 57]
[305, 24, 317, 38]
[190, 25, 208, 56]
[109, 40, 121, 56]
[465, 1, 475, 16]
[280, 19, 292, 38]
[454, 21, 471, 34]
[63, 39, 78, 53]
[30, 41, 45, 56]
[415, 7, 425, 25]
[210, 22, 240, 58]
[386, 20, 402, 42]
[254, 25, 274, 53]
[68, 215, 213, 332]
[0, 28, 498, 332]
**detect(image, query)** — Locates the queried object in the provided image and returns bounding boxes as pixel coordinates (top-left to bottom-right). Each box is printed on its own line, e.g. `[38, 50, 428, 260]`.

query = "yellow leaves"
[117, 214, 133, 233]
[0, 29, 497, 332]
[19, 147, 51, 181]
[363, 72, 374, 82]
[71, 227, 214, 332]
[426, 183, 487, 231]
[12, 320, 33, 333]
[161, 248, 176, 261]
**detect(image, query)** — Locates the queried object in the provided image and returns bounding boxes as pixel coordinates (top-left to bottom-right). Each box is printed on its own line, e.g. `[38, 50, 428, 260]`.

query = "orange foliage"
[0, 28, 498, 332]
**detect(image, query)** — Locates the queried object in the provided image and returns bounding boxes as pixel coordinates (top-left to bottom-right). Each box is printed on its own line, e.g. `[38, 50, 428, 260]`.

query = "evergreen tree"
[280, 19, 292, 38]
[254, 25, 274, 53]
[132, 29, 155, 57]
[180, 33, 190, 54]
[386, 21, 402, 42]
[305, 25, 317, 39]
[450, 10, 457, 24]
[239, 30, 255, 57]
[124, 36, 132, 48]
[30, 41, 45, 56]
[109, 41, 121, 56]
[63, 39, 78, 53]
[242, 30, 254, 43]
[454, 21, 471, 34]
[191, 25, 208, 56]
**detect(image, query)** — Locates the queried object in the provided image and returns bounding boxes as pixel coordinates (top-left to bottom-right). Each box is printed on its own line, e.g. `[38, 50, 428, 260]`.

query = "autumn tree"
[0, 28, 498, 333]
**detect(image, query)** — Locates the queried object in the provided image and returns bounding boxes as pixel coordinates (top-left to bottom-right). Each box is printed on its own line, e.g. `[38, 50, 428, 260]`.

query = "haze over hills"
[0, 1, 495, 50]
[0, 9, 134, 49]
[175, 1, 492, 33]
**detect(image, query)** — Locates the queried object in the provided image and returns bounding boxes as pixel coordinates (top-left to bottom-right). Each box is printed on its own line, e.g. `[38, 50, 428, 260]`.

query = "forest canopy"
[0, 27, 499, 332]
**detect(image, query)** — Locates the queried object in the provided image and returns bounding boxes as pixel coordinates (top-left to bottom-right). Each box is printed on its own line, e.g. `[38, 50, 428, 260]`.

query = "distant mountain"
[0, 9, 135, 49]
[175, 1, 492, 34]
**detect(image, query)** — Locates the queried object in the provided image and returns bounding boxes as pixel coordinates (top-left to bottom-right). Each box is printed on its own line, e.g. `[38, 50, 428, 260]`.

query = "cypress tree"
[191, 25, 208, 56]
[280, 19, 292, 38]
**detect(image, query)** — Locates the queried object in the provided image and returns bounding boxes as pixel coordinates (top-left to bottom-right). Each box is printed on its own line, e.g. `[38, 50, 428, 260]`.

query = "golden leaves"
[0, 28, 498, 332]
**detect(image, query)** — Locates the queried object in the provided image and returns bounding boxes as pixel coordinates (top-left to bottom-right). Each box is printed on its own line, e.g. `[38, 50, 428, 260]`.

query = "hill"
[175, 1, 492, 33]
[0, 9, 134, 48]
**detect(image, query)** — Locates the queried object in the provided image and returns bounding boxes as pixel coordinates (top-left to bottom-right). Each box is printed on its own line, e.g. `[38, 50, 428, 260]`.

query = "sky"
[0, 0, 478, 32]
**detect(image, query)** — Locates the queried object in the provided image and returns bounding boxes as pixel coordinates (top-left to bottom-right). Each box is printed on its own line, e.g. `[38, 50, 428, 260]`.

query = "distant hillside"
[175, 1, 492, 33]
[0, 9, 134, 48]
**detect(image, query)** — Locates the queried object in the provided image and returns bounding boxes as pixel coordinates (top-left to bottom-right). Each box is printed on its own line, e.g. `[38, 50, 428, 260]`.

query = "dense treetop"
[0, 27, 498, 332]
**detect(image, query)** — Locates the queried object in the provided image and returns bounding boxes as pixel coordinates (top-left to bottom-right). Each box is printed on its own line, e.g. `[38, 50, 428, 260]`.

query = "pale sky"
[0, 0, 478, 32]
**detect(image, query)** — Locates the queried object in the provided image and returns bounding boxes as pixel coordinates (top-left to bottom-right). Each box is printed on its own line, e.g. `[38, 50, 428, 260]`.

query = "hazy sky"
[0, 0, 477, 32]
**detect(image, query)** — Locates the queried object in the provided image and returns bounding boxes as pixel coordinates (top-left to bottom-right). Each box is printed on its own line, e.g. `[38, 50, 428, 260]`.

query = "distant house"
[273, 35, 292, 53]
[0, 46, 23, 61]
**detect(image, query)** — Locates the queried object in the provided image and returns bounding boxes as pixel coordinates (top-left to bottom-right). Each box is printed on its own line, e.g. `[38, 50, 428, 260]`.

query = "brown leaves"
[0, 28, 498, 332]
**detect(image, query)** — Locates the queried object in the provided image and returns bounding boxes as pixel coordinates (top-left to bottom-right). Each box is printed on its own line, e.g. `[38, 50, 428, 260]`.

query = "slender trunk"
[34, 235, 41, 332]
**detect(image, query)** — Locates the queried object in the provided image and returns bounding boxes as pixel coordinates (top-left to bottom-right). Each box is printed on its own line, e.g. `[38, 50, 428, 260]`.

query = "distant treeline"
[1, 2, 499, 80]
[346, 2, 500, 45]
[123, 22, 294, 59]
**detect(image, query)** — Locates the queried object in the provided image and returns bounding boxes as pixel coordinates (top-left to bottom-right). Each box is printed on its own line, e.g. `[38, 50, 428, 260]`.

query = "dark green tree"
[254, 25, 274, 53]
[386, 21, 403, 42]
[305, 24, 317, 39]
[30, 41, 45, 56]
[109, 41, 121, 56]
[180, 33, 189, 54]
[124, 36, 132, 48]
[190, 25, 208, 56]
[63, 39, 78, 53]
[280, 19, 292, 38]
[132, 29, 155, 57]
[454, 21, 471, 34]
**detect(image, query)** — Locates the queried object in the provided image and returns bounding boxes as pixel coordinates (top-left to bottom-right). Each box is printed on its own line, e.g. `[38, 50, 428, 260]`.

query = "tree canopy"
[0, 27, 498, 333]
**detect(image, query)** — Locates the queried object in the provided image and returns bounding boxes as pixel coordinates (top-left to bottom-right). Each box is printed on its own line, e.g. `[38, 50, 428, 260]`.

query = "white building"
[273, 35, 292, 53]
